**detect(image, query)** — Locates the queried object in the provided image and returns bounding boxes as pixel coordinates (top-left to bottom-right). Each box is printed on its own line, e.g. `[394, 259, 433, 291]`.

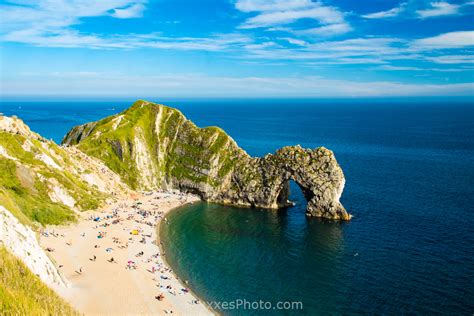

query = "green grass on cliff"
[0, 246, 78, 315]
[0, 131, 105, 227]
[0, 157, 76, 227]
[71, 100, 243, 190]
[74, 100, 156, 188]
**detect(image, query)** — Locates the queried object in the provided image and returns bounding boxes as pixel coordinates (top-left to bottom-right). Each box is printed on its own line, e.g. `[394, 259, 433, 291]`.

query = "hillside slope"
[0, 115, 128, 227]
[0, 245, 77, 315]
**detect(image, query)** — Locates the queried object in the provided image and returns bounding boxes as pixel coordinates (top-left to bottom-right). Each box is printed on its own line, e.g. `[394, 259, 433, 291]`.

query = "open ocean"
[2, 99, 473, 315]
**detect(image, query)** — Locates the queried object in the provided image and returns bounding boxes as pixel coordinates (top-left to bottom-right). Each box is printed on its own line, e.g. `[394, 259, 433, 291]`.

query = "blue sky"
[0, 0, 473, 99]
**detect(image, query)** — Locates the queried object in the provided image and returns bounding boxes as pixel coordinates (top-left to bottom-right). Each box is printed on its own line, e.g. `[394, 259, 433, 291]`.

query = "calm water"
[2, 99, 474, 314]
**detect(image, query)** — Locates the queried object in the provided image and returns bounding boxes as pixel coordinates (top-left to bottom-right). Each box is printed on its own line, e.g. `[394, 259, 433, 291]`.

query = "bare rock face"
[63, 100, 351, 220]
[0, 206, 67, 288]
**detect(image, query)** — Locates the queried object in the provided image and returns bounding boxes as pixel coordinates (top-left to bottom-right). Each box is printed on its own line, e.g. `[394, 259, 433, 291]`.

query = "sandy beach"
[40, 191, 213, 316]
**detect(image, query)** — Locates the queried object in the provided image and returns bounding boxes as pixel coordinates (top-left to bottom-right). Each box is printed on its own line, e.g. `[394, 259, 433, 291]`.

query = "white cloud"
[377, 65, 422, 71]
[417, 2, 460, 18]
[3, 28, 126, 49]
[298, 23, 352, 36]
[0, 0, 147, 30]
[0, 0, 147, 44]
[362, 1, 466, 20]
[0, 0, 252, 51]
[244, 42, 278, 50]
[111, 3, 146, 19]
[376, 65, 474, 72]
[426, 55, 474, 64]
[362, 7, 403, 19]
[412, 31, 474, 49]
[304, 57, 389, 65]
[235, 0, 312, 12]
[279, 38, 307, 46]
[3, 72, 473, 97]
[239, 5, 345, 29]
[2, 27, 252, 51]
[140, 34, 252, 51]
[242, 37, 408, 64]
[239, 30, 473, 70]
[235, 0, 350, 36]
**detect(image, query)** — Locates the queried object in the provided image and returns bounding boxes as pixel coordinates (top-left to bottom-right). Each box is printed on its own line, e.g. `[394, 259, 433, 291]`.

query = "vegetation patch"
[0, 246, 78, 315]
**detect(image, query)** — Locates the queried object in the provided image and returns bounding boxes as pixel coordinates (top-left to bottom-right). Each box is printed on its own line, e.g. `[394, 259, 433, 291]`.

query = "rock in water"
[62, 100, 351, 220]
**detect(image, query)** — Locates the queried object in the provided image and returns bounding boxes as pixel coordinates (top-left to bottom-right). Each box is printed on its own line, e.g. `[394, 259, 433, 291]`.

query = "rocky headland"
[63, 100, 350, 220]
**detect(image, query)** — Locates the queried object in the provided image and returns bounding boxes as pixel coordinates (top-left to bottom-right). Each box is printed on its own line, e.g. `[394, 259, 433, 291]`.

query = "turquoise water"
[2, 100, 474, 314]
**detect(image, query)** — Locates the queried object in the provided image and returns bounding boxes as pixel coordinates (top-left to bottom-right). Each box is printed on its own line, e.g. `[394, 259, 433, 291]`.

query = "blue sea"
[1, 99, 473, 314]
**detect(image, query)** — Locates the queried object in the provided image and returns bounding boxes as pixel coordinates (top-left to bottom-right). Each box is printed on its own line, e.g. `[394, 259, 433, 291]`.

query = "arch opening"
[276, 180, 290, 206]
[276, 178, 314, 211]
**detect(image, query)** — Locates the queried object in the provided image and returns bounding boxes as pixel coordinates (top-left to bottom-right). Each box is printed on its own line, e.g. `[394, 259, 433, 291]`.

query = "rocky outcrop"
[221, 146, 349, 220]
[0, 115, 44, 141]
[62, 121, 97, 145]
[63, 100, 350, 220]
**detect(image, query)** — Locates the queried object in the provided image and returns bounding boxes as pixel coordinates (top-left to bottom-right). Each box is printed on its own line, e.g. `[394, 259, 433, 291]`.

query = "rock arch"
[213, 145, 351, 221]
[262, 146, 350, 220]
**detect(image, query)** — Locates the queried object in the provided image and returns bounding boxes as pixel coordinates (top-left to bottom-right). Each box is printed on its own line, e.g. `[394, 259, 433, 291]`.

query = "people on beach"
[40, 191, 203, 314]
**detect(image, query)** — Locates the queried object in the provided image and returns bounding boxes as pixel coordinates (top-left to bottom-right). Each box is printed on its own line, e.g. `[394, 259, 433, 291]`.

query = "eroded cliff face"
[0, 206, 66, 288]
[0, 115, 131, 291]
[63, 100, 350, 220]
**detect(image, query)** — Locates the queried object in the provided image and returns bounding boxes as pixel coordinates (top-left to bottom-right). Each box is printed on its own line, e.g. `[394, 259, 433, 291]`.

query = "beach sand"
[40, 191, 212, 316]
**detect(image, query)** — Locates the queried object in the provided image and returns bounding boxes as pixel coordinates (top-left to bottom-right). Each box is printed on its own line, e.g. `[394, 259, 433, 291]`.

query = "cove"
[160, 176, 473, 315]
[159, 182, 350, 315]
[160, 183, 349, 315]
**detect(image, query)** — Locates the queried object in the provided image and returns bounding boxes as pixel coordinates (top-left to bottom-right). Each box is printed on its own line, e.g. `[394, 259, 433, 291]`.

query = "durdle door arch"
[268, 149, 350, 221]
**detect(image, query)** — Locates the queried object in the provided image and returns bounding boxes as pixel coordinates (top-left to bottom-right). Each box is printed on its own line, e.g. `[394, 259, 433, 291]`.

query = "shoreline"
[156, 205, 218, 316]
[40, 191, 213, 315]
